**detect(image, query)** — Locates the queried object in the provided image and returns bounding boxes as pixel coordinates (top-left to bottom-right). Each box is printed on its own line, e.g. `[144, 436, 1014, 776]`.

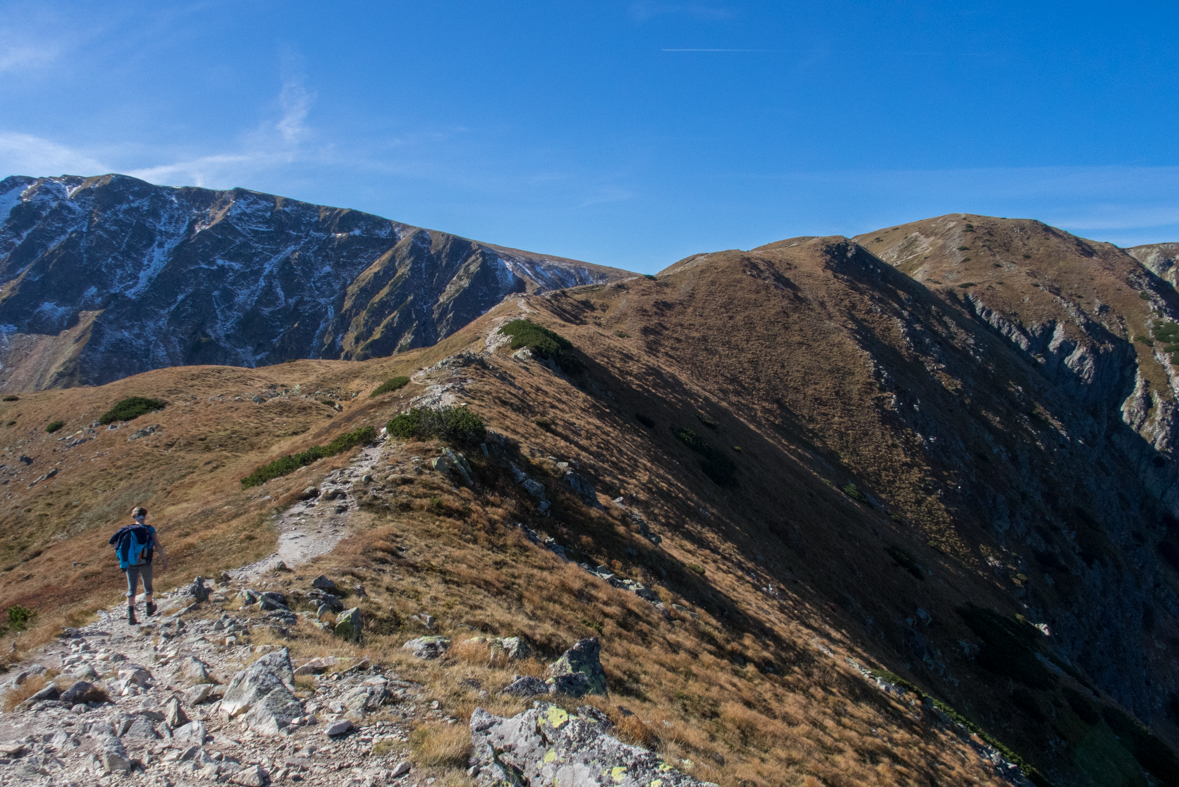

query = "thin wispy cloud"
[0, 43, 61, 73]
[277, 80, 315, 145]
[0, 132, 107, 176]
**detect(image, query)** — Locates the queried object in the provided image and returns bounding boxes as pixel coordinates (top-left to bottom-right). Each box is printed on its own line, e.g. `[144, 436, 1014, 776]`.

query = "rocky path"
[0, 573, 452, 787]
[238, 438, 388, 583]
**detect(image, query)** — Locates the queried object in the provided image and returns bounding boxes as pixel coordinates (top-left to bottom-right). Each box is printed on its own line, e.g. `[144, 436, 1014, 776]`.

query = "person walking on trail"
[109, 506, 168, 625]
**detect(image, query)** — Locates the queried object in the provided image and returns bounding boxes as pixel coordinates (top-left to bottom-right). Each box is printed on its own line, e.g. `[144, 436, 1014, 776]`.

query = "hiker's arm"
[153, 532, 169, 570]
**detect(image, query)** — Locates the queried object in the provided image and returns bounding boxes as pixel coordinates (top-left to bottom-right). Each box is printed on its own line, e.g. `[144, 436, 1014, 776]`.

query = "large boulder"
[335, 607, 363, 641]
[220, 649, 294, 717]
[240, 685, 303, 735]
[545, 638, 607, 696]
[469, 704, 715, 786]
[469, 636, 531, 661]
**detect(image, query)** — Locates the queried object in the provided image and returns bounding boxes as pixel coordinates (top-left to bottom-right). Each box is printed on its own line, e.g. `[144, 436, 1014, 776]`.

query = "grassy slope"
[1, 224, 1176, 785]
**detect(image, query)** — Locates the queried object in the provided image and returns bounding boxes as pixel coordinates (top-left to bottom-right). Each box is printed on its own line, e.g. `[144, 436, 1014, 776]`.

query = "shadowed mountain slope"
[0, 174, 630, 391]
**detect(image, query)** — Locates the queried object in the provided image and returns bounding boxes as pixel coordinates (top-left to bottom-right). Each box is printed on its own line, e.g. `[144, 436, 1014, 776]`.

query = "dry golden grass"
[409, 721, 473, 768]
[1, 672, 47, 712]
[4, 227, 1158, 785]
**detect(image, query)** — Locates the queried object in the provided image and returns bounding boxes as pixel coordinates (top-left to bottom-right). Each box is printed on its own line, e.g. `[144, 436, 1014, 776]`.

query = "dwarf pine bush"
[241, 425, 377, 488]
[100, 396, 167, 425]
[387, 407, 486, 445]
[497, 320, 582, 374]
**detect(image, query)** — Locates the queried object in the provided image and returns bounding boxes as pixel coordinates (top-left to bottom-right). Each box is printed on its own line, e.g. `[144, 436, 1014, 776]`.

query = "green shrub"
[697, 413, 718, 429]
[644, 274, 657, 280]
[841, 482, 870, 505]
[320, 399, 337, 407]
[241, 425, 377, 489]
[45, 420, 64, 434]
[387, 407, 486, 446]
[886, 545, 923, 580]
[1140, 292, 1154, 300]
[100, 396, 166, 425]
[957, 246, 971, 251]
[497, 320, 582, 374]
[673, 427, 737, 487]
[1135, 335, 1153, 345]
[1, 396, 17, 402]
[7, 605, 34, 631]
[534, 416, 553, 432]
[370, 376, 411, 398]
[1153, 322, 1179, 344]
[958, 282, 976, 288]
[689, 564, 706, 576]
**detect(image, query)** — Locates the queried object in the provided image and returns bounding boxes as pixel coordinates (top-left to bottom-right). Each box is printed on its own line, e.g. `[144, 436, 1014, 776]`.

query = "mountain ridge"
[0, 173, 632, 391]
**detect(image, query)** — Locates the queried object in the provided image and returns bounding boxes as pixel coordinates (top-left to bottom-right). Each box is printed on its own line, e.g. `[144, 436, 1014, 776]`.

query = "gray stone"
[60, 680, 106, 705]
[325, 719, 353, 737]
[185, 577, 211, 603]
[499, 676, 548, 697]
[240, 686, 303, 736]
[335, 607, 363, 642]
[310, 575, 336, 590]
[470, 704, 714, 786]
[298, 487, 320, 501]
[545, 638, 607, 697]
[402, 636, 450, 659]
[164, 696, 189, 729]
[432, 449, 474, 487]
[293, 656, 337, 676]
[100, 738, 132, 774]
[220, 648, 294, 717]
[563, 471, 600, 507]
[240, 589, 260, 606]
[178, 655, 215, 685]
[341, 684, 389, 714]
[259, 591, 289, 612]
[184, 684, 221, 706]
[470, 636, 531, 661]
[232, 764, 271, 786]
[124, 715, 160, 740]
[391, 761, 411, 778]
[173, 721, 210, 745]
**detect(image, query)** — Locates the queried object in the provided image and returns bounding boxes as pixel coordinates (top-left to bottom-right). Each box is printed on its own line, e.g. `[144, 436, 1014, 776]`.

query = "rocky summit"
[0, 174, 630, 391]
[2, 200, 1179, 787]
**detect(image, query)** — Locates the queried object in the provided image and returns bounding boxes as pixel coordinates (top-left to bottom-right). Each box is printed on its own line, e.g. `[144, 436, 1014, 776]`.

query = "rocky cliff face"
[0, 174, 630, 391]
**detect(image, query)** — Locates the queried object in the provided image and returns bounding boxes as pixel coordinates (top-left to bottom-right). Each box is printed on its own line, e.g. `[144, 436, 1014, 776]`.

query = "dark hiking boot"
[145, 601, 157, 617]
[127, 607, 138, 625]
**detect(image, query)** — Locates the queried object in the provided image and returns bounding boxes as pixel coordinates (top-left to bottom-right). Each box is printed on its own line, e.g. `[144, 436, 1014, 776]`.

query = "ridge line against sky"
[0, 0, 1176, 272]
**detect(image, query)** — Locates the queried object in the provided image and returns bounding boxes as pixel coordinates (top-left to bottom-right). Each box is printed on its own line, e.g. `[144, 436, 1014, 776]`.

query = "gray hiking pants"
[125, 563, 153, 600]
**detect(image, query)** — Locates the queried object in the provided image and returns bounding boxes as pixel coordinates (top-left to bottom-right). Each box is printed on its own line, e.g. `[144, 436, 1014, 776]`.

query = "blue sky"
[1, 1, 1176, 272]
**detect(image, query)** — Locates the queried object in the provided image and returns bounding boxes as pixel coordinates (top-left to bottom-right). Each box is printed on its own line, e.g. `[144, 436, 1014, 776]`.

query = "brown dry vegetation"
[2, 218, 1177, 786]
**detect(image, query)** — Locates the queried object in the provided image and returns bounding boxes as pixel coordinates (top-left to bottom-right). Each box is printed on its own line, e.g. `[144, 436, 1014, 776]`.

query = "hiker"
[109, 506, 168, 625]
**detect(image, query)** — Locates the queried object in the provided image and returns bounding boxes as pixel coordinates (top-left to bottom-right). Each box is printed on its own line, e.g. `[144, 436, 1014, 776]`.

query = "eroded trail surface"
[238, 437, 388, 583]
[0, 573, 450, 787]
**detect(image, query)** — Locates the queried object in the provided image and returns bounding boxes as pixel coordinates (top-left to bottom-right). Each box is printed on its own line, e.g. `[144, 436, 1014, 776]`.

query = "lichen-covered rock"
[402, 636, 450, 659]
[470, 636, 532, 661]
[335, 607, 363, 641]
[311, 574, 336, 590]
[469, 703, 715, 786]
[499, 676, 548, 697]
[545, 638, 607, 696]
[433, 448, 474, 487]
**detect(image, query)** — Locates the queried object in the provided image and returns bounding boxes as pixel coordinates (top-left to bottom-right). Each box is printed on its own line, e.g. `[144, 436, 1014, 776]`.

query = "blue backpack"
[110, 525, 154, 570]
